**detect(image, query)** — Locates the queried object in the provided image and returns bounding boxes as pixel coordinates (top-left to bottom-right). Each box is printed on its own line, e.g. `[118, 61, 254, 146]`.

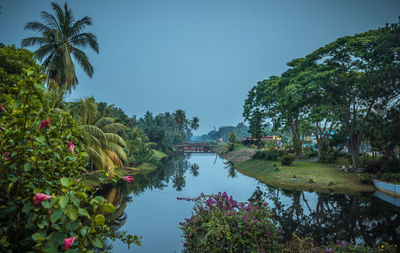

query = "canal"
[103, 153, 400, 252]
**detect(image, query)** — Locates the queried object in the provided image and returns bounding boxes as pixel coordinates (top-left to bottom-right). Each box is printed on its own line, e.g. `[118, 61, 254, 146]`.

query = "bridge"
[174, 142, 214, 153]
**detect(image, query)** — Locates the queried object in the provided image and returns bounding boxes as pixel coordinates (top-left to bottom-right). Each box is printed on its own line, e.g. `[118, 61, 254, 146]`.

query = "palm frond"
[70, 16, 93, 36]
[104, 133, 127, 147]
[40, 11, 60, 30]
[103, 143, 128, 162]
[21, 37, 47, 47]
[51, 2, 65, 33]
[95, 117, 115, 128]
[24, 21, 51, 33]
[81, 125, 107, 141]
[71, 47, 94, 77]
[86, 146, 105, 168]
[70, 32, 99, 53]
[104, 150, 124, 168]
[102, 123, 129, 133]
[33, 44, 54, 62]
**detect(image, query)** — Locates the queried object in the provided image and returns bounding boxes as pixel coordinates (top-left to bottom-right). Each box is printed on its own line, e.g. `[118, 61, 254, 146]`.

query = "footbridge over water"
[174, 142, 214, 153]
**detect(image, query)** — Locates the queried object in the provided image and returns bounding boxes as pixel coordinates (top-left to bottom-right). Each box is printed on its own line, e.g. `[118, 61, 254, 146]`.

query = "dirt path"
[213, 145, 256, 163]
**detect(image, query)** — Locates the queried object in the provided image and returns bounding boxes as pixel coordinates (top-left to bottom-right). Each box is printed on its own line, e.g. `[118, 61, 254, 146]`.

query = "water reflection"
[249, 186, 400, 246]
[99, 153, 400, 251]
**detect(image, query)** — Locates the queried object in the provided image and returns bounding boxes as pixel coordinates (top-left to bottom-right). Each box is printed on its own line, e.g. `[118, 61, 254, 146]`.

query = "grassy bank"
[235, 159, 375, 193]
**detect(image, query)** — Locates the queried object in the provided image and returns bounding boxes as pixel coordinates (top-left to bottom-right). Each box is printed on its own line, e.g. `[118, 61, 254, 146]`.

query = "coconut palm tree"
[21, 2, 99, 92]
[172, 109, 186, 144]
[190, 116, 200, 131]
[69, 98, 128, 173]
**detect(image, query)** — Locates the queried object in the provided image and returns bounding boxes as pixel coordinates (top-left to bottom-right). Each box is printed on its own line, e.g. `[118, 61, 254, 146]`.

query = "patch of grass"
[235, 159, 375, 193]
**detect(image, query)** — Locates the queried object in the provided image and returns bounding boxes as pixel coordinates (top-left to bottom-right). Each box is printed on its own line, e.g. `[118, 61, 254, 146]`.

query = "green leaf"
[78, 208, 90, 218]
[103, 203, 116, 213]
[34, 136, 46, 143]
[50, 210, 63, 223]
[90, 236, 103, 248]
[32, 232, 44, 241]
[23, 163, 32, 172]
[76, 192, 87, 200]
[94, 214, 105, 226]
[60, 177, 69, 187]
[66, 206, 79, 221]
[59, 196, 69, 208]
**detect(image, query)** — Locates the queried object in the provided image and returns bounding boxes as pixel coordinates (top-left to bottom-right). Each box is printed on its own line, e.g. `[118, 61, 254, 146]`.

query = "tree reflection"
[223, 161, 237, 178]
[172, 171, 186, 191]
[190, 163, 200, 177]
[249, 186, 400, 246]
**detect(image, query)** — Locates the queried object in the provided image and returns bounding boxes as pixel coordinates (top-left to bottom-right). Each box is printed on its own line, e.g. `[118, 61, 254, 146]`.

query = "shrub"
[336, 157, 351, 167]
[292, 174, 296, 178]
[319, 151, 338, 163]
[382, 173, 400, 183]
[178, 192, 281, 252]
[381, 159, 400, 173]
[281, 155, 295, 166]
[328, 181, 335, 186]
[308, 178, 315, 184]
[359, 154, 373, 167]
[252, 150, 267, 159]
[365, 160, 383, 173]
[359, 174, 372, 184]
[0, 67, 139, 251]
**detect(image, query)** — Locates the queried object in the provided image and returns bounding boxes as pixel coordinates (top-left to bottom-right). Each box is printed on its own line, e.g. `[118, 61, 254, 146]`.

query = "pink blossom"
[123, 176, 134, 183]
[39, 118, 50, 129]
[68, 141, 74, 152]
[33, 193, 52, 205]
[0, 127, 5, 131]
[3, 152, 10, 161]
[64, 237, 76, 250]
[0, 104, 6, 113]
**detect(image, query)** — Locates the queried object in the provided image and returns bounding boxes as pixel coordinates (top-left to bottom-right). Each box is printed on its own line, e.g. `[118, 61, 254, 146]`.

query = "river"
[102, 153, 400, 252]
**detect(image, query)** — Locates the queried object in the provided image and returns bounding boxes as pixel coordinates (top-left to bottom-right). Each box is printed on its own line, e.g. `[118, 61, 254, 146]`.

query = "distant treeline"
[193, 122, 250, 142]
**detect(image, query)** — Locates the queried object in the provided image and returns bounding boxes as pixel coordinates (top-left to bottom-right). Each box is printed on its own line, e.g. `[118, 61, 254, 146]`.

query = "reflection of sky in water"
[112, 153, 400, 252]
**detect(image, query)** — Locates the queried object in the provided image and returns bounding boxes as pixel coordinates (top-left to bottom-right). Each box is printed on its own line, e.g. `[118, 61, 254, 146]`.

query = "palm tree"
[69, 98, 128, 173]
[21, 2, 99, 92]
[190, 116, 200, 131]
[172, 109, 186, 144]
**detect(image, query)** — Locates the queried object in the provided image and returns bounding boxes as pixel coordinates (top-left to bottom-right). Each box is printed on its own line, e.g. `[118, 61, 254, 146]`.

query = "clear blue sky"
[1, 0, 399, 134]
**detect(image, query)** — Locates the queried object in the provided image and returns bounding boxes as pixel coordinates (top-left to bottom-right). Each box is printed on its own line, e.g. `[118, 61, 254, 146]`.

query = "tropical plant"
[172, 109, 187, 144]
[69, 97, 128, 173]
[190, 116, 199, 130]
[0, 63, 139, 251]
[21, 2, 99, 92]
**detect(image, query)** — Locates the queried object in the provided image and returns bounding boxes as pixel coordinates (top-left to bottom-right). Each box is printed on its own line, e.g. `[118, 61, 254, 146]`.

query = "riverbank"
[214, 145, 375, 193]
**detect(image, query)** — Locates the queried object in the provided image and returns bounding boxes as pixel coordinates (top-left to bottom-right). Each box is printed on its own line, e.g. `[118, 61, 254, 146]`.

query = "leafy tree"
[21, 2, 99, 93]
[190, 116, 200, 131]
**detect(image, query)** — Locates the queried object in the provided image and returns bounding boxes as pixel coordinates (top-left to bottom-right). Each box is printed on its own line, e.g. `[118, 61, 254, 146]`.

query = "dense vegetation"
[193, 122, 250, 142]
[244, 19, 400, 173]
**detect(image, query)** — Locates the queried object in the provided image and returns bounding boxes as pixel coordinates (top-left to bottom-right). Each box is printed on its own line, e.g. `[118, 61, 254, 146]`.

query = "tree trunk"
[290, 122, 302, 157]
[348, 133, 361, 170]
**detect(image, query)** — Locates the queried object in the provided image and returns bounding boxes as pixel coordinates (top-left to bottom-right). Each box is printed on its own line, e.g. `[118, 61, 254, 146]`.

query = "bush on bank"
[0, 53, 139, 251]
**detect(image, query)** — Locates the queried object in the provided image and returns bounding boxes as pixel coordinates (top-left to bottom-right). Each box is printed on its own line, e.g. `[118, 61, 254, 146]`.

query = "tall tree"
[21, 2, 99, 92]
[190, 116, 200, 131]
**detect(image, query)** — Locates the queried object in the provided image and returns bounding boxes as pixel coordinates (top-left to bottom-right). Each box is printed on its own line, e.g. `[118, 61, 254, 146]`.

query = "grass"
[235, 159, 375, 193]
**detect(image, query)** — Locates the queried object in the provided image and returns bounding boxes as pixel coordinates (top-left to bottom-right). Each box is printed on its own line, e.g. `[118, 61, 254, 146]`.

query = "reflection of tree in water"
[223, 161, 237, 178]
[172, 171, 186, 191]
[249, 186, 400, 246]
[190, 163, 199, 177]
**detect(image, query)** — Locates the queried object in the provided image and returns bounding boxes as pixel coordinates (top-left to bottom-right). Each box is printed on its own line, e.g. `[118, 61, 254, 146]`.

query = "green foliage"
[359, 174, 372, 184]
[308, 178, 315, 184]
[0, 65, 139, 251]
[337, 157, 351, 167]
[381, 173, 400, 183]
[178, 192, 281, 252]
[195, 122, 250, 142]
[281, 155, 295, 166]
[381, 159, 400, 173]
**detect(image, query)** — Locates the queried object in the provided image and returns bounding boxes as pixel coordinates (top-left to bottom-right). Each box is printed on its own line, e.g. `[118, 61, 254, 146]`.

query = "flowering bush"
[178, 192, 281, 252]
[0, 54, 139, 252]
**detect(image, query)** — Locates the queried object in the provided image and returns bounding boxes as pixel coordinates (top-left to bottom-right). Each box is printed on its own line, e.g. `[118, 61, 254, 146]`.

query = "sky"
[1, 0, 399, 135]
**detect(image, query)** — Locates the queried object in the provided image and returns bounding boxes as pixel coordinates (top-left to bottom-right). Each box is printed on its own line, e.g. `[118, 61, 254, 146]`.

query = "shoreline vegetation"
[213, 145, 375, 193]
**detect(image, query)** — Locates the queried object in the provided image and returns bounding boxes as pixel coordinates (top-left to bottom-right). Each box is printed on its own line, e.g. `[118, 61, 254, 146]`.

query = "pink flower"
[3, 152, 10, 161]
[64, 237, 76, 250]
[33, 193, 52, 205]
[0, 127, 5, 131]
[39, 118, 50, 129]
[123, 176, 134, 183]
[68, 141, 74, 152]
[0, 104, 6, 113]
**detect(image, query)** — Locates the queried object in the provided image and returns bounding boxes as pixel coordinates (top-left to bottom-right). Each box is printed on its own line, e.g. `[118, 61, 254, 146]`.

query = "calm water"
[101, 153, 400, 252]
